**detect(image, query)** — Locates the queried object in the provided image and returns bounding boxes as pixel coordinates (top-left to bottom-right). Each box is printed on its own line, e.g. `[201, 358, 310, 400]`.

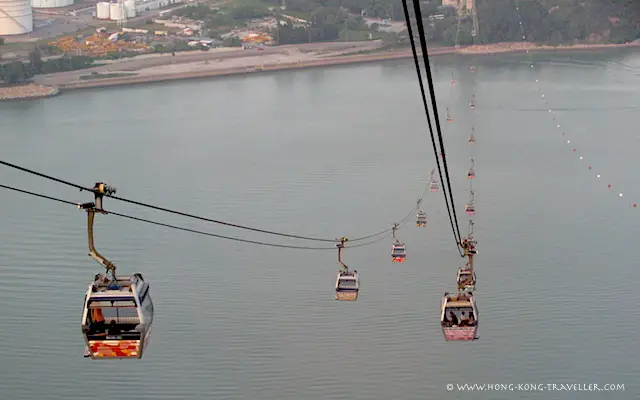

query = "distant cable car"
[79, 183, 154, 360]
[469, 127, 476, 144]
[416, 199, 427, 227]
[470, 65, 476, 73]
[391, 223, 406, 263]
[469, 94, 475, 109]
[391, 243, 406, 262]
[465, 203, 475, 216]
[416, 210, 427, 227]
[430, 169, 440, 192]
[468, 158, 476, 180]
[465, 190, 475, 216]
[441, 292, 478, 341]
[446, 108, 453, 123]
[456, 267, 476, 291]
[335, 237, 359, 301]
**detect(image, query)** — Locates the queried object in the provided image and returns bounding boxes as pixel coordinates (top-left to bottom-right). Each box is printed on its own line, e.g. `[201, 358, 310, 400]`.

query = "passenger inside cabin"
[91, 307, 105, 332]
[107, 320, 121, 336]
[94, 320, 122, 337]
[467, 313, 476, 326]
[448, 311, 459, 326]
[457, 309, 476, 327]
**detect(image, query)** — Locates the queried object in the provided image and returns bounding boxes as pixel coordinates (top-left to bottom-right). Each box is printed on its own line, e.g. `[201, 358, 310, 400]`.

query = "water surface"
[1, 49, 639, 399]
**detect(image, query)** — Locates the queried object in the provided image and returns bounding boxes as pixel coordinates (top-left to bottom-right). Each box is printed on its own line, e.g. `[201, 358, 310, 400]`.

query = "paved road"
[34, 41, 383, 86]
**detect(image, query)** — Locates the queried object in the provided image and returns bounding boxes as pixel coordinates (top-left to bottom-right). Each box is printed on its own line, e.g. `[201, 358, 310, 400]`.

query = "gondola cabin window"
[338, 278, 357, 289]
[88, 299, 140, 331]
[442, 306, 476, 327]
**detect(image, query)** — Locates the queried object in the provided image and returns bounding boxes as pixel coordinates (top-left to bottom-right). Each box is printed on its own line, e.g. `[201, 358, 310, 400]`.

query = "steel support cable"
[0, 183, 390, 251]
[0, 159, 384, 243]
[409, 0, 464, 246]
[1, 159, 428, 244]
[400, 0, 464, 256]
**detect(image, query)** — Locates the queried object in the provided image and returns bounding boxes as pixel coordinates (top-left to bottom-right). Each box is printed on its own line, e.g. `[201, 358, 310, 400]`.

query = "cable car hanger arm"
[78, 183, 117, 279]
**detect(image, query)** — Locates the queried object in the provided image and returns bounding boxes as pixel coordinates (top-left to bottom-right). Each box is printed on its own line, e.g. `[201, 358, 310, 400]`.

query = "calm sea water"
[1, 48, 639, 399]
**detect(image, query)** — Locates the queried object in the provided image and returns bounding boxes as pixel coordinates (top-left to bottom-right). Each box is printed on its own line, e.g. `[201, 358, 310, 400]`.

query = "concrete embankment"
[0, 84, 59, 101]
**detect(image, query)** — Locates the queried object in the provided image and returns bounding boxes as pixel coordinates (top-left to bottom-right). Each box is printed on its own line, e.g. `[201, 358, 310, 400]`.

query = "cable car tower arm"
[78, 182, 118, 279]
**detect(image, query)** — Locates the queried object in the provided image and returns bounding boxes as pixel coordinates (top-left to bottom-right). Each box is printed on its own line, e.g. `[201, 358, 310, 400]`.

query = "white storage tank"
[32, 0, 74, 8]
[124, 0, 135, 18]
[109, 2, 123, 21]
[0, 0, 33, 35]
[96, 2, 110, 19]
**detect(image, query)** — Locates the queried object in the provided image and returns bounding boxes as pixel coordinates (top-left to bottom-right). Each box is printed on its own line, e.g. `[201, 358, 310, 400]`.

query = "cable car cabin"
[335, 270, 359, 301]
[391, 243, 407, 263]
[468, 134, 475, 144]
[468, 240, 478, 255]
[416, 211, 427, 227]
[465, 203, 475, 216]
[467, 169, 475, 180]
[441, 292, 478, 341]
[81, 273, 153, 359]
[456, 267, 476, 291]
[430, 181, 440, 192]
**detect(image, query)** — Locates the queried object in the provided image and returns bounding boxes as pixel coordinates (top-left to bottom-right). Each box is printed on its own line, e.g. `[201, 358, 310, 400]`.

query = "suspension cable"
[0, 159, 402, 243]
[400, 0, 464, 255]
[0, 183, 391, 251]
[411, 0, 464, 245]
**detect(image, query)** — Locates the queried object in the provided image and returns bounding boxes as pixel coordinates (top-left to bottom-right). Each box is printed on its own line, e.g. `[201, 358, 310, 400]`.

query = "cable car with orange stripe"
[82, 274, 154, 359]
[391, 223, 406, 263]
[416, 199, 427, 227]
[79, 183, 154, 359]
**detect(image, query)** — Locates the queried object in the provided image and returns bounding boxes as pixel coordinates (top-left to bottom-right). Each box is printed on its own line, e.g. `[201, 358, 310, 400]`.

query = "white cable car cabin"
[441, 292, 478, 341]
[335, 238, 359, 301]
[456, 267, 476, 291]
[416, 210, 427, 227]
[335, 270, 360, 301]
[82, 273, 154, 359]
[78, 182, 154, 359]
[467, 168, 475, 180]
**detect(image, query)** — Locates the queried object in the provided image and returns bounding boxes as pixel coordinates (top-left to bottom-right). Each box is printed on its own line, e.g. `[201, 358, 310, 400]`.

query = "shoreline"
[57, 41, 640, 92]
[4, 41, 639, 99]
[0, 83, 60, 101]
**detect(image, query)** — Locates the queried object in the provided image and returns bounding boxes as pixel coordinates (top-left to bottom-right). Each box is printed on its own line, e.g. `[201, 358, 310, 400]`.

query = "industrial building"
[0, 0, 33, 35]
[31, 0, 74, 9]
[95, 0, 182, 22]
